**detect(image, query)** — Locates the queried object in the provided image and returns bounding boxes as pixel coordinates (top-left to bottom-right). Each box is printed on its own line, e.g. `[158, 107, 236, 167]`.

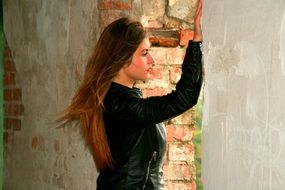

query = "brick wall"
[2, 1, 200, 189]
[98, 0, 199, 189]
[3, 37, 24, 145]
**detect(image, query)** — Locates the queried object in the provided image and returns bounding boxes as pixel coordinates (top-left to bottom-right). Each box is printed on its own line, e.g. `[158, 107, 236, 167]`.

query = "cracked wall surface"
[3, 0, 99, 189]
[202, 0, 285, 189]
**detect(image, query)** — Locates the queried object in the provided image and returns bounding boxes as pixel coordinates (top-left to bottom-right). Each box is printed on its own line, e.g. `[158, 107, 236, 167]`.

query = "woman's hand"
[193, 0, 203, 42]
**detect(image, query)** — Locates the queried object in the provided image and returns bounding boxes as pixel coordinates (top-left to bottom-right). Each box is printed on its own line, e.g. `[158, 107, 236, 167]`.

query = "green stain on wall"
[0, 1, 3, 188]
[194, 95, 204, 190]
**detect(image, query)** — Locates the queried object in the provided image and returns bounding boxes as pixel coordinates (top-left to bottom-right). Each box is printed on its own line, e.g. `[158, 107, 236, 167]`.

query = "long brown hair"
[58, 18, 146, 171]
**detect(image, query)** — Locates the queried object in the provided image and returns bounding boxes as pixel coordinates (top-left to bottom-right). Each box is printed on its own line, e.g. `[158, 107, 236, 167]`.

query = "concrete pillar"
[203, 0, 285, 189]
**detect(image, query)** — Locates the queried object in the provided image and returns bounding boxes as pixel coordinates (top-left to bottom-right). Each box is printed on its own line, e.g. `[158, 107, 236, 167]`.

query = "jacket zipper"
[142, 151, 157, 190]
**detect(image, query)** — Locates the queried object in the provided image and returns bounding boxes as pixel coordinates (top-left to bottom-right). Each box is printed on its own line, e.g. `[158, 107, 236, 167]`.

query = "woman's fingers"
[193, 0, 203, 41]
[194, 0, 202, 24]
[197, 0, 202, 15]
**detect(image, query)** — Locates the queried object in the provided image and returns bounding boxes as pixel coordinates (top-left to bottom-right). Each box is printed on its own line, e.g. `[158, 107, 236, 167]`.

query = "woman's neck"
[112, 74, 135, 88]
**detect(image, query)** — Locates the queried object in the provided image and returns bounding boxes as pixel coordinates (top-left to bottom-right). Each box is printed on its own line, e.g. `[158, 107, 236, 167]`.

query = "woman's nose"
[148, 54, 154, 65]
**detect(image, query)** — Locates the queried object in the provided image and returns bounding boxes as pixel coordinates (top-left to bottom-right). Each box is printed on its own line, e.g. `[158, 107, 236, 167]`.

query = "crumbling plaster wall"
[3, 1, 100, 189]
[202, 0, 285, 189]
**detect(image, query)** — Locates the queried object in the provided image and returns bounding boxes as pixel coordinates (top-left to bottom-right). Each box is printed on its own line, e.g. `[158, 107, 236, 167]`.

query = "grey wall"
[3, 1, 100, 189]
[203, 0, 285, 189]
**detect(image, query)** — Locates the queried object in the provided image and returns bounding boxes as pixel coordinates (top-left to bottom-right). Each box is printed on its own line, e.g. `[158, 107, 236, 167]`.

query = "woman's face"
[122, 38, 154, 83]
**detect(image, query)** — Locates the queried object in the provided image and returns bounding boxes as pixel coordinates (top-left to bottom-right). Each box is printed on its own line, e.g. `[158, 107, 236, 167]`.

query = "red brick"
[168, 143, 195, 161]
[12, 119, 21, 131]
[98, 0, 132, 10]
[166, 125, 195, 142]
[170, 109, 195, 125]
[4, 118, 12, 130]
[13, 104, 24, 116]
[4, 132, 9, 144]
[149, 36, 179, 47]
[4, 131, 13, 145]
[5, 104, 24, 116]
[4, 89, 13, 101]
[4, 59, 16, 72]
[163, 162, 195, 181]
[4, 88, 21, 101]
[150, 48, 168, 65]
[179, 29, 194, 46]
[166, 47, 185, 65]
[4, 104, 12, 116]
[4, 73, 16, 85]
[12, 88, 22, 100]
[169, 66, 182, 84]
[164, 181, 196, 190]
[4, 118, 21, 131]
[142, 88, 168, 98]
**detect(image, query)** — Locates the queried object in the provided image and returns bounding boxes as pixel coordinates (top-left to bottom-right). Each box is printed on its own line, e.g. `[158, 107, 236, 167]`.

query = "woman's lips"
[147, 68, 153, 73]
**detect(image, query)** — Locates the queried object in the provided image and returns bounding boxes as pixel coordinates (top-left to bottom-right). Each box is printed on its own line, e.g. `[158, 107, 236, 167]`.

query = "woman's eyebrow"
[143, 45, 152, 51]
[141, 48, 150, 52]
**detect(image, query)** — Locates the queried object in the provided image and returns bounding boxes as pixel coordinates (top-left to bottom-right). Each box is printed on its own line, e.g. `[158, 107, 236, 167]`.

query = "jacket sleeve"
[105, 40, 203, 124]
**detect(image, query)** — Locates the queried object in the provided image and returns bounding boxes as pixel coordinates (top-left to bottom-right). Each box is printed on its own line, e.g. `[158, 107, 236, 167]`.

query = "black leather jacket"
[97, 41, 203, 190]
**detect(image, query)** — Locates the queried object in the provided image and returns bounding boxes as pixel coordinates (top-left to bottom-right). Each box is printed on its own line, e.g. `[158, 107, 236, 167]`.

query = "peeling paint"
[31, 136, 45, 151]
[233, 41, 260, 79]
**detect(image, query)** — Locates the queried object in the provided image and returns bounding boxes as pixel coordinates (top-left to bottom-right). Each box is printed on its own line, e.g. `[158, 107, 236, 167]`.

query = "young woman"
[59, 0, 203, 189]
